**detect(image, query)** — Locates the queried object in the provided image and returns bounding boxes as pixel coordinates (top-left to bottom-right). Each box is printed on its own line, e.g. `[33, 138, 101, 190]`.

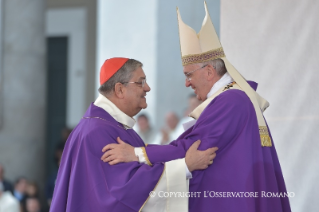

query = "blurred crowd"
[0, 128, 72, 212]
[0, 165, 41, 212]
[136, 94, 201, 145]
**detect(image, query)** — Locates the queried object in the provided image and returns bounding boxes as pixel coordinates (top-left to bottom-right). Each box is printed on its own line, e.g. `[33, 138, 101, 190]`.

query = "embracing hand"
[101, 137, 138, 165]
[185, 140, 218, 172]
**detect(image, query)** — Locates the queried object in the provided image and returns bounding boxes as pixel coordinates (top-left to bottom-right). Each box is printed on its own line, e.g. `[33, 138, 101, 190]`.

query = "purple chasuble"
[50, 104, 164, 212]
[145, 82, 291, 212]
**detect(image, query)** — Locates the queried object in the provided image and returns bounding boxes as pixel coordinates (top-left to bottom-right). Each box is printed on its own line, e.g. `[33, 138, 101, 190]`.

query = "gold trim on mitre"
[177, 1, 272, 147]
[182, 47, 225, 66]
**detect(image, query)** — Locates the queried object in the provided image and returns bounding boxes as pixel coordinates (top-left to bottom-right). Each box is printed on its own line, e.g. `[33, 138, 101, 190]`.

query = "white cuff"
[165, 158, 189, 211]
[185, 160, 193, 179]
[134, 147, 147, 164]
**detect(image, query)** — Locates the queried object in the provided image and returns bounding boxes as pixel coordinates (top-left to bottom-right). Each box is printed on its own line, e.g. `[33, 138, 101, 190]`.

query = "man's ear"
[114, 82, 126, 99]
[206, 64, 215, 80]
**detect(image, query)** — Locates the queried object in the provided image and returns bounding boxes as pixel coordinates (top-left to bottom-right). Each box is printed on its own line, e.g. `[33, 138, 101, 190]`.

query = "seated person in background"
[173, 94, 201, 137]
[153, 112, 180, 145]
[0, 163, 13, 194]
[26, 182, 39, 198]
[0, 184, 20, 212]
[136, 114, 156, 145]
[26, 197, 41, 212]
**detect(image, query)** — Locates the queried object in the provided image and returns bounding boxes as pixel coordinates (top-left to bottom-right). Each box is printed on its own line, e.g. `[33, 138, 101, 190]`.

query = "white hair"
[200, 58, 227, 76]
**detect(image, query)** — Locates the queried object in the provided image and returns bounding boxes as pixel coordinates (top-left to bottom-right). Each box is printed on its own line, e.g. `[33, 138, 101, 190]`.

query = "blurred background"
[0, 0, 318, 211]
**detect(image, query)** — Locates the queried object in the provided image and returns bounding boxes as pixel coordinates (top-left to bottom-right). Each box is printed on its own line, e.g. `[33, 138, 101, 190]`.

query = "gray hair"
[201, 58, 227, 76]
[98, 59, 143, 95]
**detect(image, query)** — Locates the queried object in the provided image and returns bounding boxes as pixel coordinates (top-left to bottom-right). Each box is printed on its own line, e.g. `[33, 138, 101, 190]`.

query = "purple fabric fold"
[50, 104, 164, 212]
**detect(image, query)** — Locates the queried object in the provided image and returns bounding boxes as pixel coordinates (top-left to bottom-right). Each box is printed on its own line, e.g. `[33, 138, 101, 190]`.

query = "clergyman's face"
[124, 67, 150, 116]
[183, 64, 209, 101]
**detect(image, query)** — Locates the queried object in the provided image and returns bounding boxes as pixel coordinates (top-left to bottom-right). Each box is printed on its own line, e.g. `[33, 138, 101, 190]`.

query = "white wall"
[46, 8, 87, 127]
[220, 0, 319, 211]
[96, 0, 158, 123]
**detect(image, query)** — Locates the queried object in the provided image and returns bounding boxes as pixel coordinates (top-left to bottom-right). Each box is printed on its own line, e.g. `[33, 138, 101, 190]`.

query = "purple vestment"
[50, 104, 164, 212]
[145, 82, 291, 212]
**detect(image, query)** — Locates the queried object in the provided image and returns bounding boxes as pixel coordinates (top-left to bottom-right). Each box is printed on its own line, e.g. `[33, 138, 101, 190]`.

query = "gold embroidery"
[259, 126, 272, 147]
[189, 84, 272, 147]
[141, 147, 152, 166]
[223, 82, 236, 91]
[182, 47, 225, 66]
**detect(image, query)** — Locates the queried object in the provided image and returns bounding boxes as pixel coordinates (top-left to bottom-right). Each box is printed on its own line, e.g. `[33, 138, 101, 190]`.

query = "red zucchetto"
[100, 57, 129, 85]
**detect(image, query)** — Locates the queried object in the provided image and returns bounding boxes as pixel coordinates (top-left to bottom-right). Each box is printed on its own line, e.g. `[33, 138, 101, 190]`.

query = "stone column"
[0, 0, 46, 185]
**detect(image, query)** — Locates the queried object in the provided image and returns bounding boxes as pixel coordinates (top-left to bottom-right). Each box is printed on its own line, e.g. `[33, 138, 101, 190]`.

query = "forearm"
[148, 144, 186, 163]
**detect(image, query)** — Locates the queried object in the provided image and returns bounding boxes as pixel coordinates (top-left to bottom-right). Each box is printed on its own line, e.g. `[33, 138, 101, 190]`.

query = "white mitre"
[177, 1, 272, 147]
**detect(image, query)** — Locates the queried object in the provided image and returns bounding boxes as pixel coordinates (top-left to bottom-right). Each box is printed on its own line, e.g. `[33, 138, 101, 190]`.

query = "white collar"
[94, 94, 136, 129]
[207, 72, 233, 98]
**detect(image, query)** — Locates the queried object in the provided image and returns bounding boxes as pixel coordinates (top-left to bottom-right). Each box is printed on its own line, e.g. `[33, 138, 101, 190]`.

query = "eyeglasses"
[184, 64, 208, 81]
[122, 79, 147, 88]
